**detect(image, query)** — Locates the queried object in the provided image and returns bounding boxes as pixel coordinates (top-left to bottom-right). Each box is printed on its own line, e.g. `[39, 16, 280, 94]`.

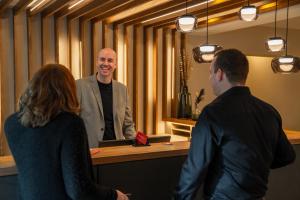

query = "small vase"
[177, 85, 192, 118]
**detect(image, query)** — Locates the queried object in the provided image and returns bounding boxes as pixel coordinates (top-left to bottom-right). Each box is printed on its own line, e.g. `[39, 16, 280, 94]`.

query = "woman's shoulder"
[56, 112, 83, 123]
[4, 112, 20, 130]
[55, 112, 85, 129]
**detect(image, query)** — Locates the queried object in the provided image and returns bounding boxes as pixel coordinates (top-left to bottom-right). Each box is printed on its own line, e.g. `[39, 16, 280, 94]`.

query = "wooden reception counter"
[1, 131, 300, 176]
[1, 132, 300, 200]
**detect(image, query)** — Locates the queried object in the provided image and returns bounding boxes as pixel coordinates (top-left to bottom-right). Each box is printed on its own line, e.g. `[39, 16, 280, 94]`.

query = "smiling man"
[76, 48, 136, 148]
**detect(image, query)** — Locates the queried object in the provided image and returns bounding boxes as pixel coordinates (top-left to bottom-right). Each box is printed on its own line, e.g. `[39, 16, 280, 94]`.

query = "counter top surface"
[1, 130, 300, 177]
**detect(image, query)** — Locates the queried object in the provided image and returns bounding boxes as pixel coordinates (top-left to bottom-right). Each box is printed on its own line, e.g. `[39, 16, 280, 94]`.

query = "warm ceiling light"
[266, 0, 285, 52]
[69, 0, 85, 10]
[266, 37, 285, 52]
[193, 0, 222, 63]
[238, 0, 258, 22]
[30, 0, 47, 12]
[271, 0, 299, 74]
[142, 0, 213, 24]
[193, 44, 222, 63]
[176, 0, 197, 32]
[27, 0, 39, 8]
[176, 15, 197, 32]
[272, 56, 300, 73]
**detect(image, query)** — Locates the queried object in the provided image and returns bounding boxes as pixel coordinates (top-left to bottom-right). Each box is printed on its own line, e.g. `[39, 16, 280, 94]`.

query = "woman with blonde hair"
[5, 64, 128, 200]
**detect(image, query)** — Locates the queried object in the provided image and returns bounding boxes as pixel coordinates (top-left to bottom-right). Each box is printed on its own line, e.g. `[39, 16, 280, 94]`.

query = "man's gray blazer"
[76, 75, 136, 147]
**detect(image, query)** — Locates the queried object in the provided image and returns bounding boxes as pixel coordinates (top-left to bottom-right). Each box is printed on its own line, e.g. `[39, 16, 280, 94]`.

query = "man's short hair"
[213, 49, 249, 84]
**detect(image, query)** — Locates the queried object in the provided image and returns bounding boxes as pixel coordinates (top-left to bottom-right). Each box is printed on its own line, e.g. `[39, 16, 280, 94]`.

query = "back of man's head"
[214, 49, 249, 84]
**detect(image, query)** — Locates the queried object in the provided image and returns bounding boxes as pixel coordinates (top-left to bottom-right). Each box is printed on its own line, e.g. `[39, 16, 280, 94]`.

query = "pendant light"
[176, 0, 197, 32]
[266, 0, 285, 52]
[271, 0, 300, 73]
[193, 0, 222, 63]
[238, 0, 258, 22]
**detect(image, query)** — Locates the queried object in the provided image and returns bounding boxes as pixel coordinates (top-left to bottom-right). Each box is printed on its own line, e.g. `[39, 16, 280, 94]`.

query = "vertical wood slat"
[143, 27, 148, 133]
[113, 23, 118, 80]
[14, 10, 29, 105]
[136, 25, 144, 132]
[171, 29, 176, 118]
[42, 16, 55, 65]
[80, 20, 92, 77]
[165, 29, 172, 118]
[124, 25, 128, 86]
[56, 17, 69, 68]
[132, 25, 138, 131]
[28, 14, 42, 79]
[144, 27, 154, 134]
[101, 21, 105, 48]
[156, 28, 164, 134]
[69, 18, 81, 79]
[116, 24, 125, 84]
[93, 21, 103, 74]
[0, 9, 15, 155]
[104, 23, 113, 49]
[162, 28, 167, 119]
[153, 28, 157, 134]
[125, 25, 135, 126]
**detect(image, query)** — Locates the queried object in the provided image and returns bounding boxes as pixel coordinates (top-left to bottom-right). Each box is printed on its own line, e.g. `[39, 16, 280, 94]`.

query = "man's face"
[96, 49, 116, 79]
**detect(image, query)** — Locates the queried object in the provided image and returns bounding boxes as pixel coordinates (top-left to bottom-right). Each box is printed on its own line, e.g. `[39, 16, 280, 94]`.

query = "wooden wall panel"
[113, 24, 118, 80]
[156, 28, 164, 134]
[69, 19, 81, 80]
[93, 21, 103, 73]
[104, 23, 113, 48]
[135, 25, 144, 132]
[80, 20, 92, 77]
[0, 9, 15, 155]
[28, 14, 42, 79]
[116, 24, 126, 84]
[42, 16, 55, 65]
[144, 27, 154, 134]
[0, 3, 178, 155]
[56, 17, 69, 68]
[152, 28, 157, 134]
[14, 10, 28, 105]
[165, 29, 172, 118]
[125, 25, 134, 123]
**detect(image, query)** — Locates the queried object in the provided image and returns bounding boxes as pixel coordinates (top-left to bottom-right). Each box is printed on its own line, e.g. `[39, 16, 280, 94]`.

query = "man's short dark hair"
[213, 49, 249, 84]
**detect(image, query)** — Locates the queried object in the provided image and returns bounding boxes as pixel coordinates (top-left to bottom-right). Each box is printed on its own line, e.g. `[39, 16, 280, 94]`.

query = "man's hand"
[116, 190, 129, 200]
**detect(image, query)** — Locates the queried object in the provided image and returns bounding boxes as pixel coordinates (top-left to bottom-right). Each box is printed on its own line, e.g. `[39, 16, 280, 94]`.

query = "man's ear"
[216, 68, 224, 81]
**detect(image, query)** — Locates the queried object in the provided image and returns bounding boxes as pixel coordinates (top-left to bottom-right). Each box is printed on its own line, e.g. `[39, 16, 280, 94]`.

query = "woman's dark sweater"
[4, 112, 116, 200]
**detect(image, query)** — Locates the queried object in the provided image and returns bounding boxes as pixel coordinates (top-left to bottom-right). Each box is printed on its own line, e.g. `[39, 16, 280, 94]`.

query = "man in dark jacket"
[175, 49, 296, 200]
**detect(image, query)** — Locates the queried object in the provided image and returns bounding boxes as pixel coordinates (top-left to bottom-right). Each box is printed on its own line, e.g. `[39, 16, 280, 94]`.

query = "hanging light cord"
[185, 0, 187, 15]
[285, 0, 289, 55]
[274, 0, 278, 37]
[206, 0, 209, 43]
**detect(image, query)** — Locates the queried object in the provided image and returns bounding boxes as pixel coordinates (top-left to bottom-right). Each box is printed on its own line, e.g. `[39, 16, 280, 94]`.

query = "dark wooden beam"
[13, 0, 31, 14]
[29, 0, 56, 16]
[88, 0, 152, 23]
[124, 0, 204, 26]
[113, 0, 187, 25]
[83, 0, 134, 23]
[66, 0, 107, 21]
[42, 0, 71, 18]
[0, 0, 14, 14]
[54, 0, 96, 19]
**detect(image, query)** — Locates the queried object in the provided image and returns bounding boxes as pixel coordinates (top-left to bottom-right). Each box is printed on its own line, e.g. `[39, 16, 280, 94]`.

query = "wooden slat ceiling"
[1, 0, 300, 29]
